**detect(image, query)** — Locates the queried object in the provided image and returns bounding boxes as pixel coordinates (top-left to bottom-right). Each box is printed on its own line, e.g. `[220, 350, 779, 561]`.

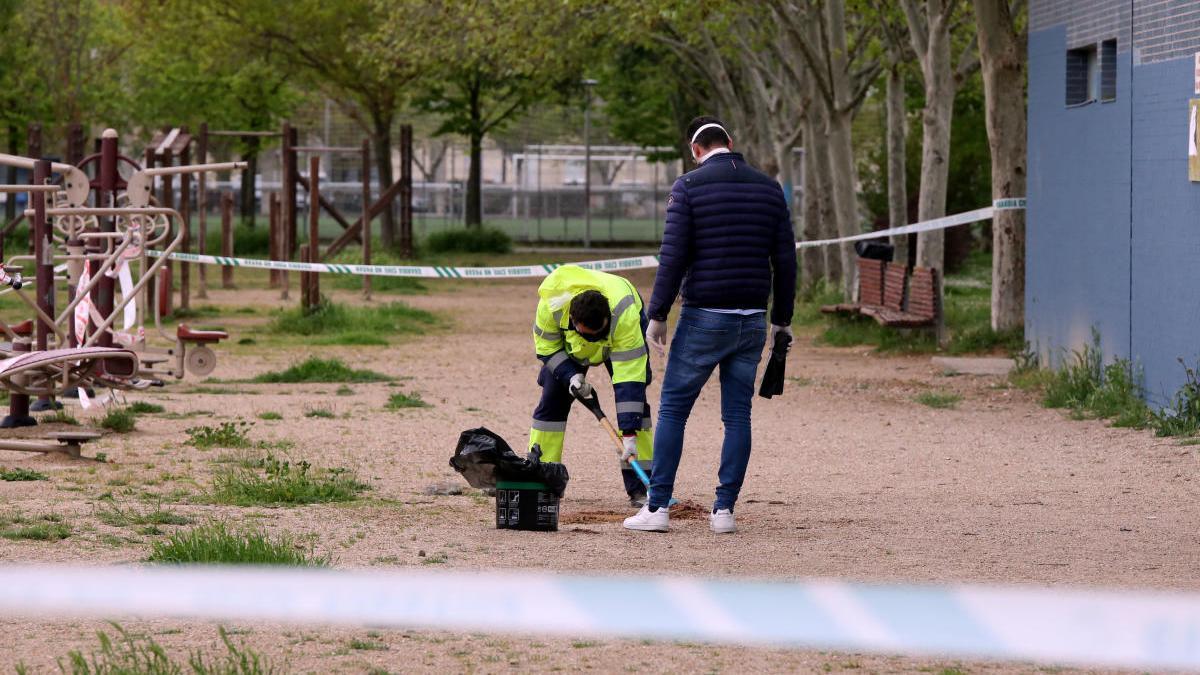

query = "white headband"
[690, 123, 728, 145]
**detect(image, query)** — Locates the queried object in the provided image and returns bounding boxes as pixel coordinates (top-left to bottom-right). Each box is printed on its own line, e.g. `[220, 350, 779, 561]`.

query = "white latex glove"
[621, 434, 639, 462]
[769, 324, 794, 351]
[568, 373, 592, 398]
[646, 319, 668, 357]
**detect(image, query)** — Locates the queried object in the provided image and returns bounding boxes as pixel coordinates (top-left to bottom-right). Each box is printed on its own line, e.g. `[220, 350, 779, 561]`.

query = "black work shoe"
[628, 491, 648, 509]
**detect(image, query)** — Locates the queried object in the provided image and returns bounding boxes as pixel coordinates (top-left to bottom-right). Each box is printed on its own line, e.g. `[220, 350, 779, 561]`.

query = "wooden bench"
[822, 260, 940, 329]
[820, 258, 885, 315]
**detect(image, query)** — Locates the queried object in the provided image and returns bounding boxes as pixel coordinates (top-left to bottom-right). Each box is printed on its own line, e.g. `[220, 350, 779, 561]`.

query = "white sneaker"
[710, 508, 736, 534]
[623, 504, 669, 532]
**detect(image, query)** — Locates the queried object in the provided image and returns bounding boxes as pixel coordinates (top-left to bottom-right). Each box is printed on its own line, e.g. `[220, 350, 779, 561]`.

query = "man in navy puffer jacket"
[624, 116, 796, 534]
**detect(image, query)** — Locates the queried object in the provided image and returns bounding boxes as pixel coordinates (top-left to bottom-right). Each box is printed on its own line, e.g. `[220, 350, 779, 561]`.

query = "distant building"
[1028, 0, 1200, 403]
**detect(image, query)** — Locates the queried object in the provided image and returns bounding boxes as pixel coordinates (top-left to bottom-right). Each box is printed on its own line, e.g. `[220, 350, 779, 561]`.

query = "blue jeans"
[649, 307, 766, 511]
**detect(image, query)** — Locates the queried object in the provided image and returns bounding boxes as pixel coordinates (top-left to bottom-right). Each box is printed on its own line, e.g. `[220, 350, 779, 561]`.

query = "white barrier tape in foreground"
[0, 565, 1195, 670]
[147, 199, 1024, 278]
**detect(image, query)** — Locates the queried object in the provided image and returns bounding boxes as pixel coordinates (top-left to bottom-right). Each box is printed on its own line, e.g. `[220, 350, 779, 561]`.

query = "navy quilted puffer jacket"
[647, 152, 797, 326]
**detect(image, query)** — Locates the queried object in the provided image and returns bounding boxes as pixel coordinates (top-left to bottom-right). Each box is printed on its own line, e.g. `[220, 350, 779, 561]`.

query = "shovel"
[573, 387, 678, 507]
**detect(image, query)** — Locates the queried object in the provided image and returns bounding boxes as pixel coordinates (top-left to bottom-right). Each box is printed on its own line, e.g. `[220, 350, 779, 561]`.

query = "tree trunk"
[239, 141, 259, 228]
[975, 0, 1026, 331]
[811, 108, 841, 288]
[886, 64, 909, 265]
[370, 113, 396, 249]
[914, 23, 954, 271]
[800, 122, 825, 292]
[826, 108, 859, 299]
[466, 131, 483, 228]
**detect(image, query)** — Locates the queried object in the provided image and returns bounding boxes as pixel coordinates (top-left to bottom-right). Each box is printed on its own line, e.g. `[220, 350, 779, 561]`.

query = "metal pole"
[400, 125, 413, 258]
[221, 191, 234, 289]
[178, 130, 191, 310]
[30, 159, 54, 412]
[308, 155, 320, 312]
[362, 139, 371, 300]
[96, 130, 117, 347]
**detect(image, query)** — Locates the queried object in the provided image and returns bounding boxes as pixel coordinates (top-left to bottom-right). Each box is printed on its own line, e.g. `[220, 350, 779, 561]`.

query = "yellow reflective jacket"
[533, 265, 649, 429]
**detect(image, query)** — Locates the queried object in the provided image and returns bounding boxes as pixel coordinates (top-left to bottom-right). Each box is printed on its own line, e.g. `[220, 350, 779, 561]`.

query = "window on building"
[1100, 39, 1117, 101]
[1066, 45, 1098, 106]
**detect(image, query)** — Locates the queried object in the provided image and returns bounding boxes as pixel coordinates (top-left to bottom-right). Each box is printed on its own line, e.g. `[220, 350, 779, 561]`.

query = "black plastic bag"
[855, 239, 894, 262]
[758, 331, 792, 399]
[450, 427, 570, 497]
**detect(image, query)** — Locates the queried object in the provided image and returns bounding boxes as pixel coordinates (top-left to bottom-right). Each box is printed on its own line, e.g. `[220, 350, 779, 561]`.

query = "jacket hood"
[537, 265, 602, 312]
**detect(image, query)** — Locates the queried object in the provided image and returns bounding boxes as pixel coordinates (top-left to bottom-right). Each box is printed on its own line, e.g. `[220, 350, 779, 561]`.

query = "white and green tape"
[150, 200, 1023, 278]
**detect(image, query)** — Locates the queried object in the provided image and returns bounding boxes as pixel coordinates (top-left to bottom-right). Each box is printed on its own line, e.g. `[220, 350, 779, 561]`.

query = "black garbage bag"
[758, 331, 792, 399]
[855, 239, 894, 262]
[449, 427, 570, 497]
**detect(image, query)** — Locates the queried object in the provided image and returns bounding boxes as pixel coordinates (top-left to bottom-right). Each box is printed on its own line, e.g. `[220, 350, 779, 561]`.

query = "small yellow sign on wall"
[1190, 99, 1200, 181]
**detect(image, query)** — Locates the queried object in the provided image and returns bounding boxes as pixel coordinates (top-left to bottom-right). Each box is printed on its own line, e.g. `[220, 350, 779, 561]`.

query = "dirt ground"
[0, 268, 1194, 673]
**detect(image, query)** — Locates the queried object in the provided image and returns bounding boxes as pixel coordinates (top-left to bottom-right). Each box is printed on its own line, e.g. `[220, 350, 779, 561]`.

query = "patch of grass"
[348, 638, 388, 651]
[251, 357, 392, 384]
[186, 421, 252, 449]
[210, 455, 367, 506]
[127, 401, 165, 415]
[265, 299, 436, 346]
[40, 410, 79, 425]
[97, 501, 192, 529]
[257, 411, 283, 421]
[169, 305, 222, 320]
[183, 386, 255, 395]
[99, 407, 137, 433]
[421, 552, 448, 565]
[1150, 360, 1200, 437]
[335, 385, 355, 396]
[1035, 331, 1152, 429]
[914, 391, 962, 409]
[386, 391, 429, 410]
[303, 407, 335, 419]
[425, 227, 512, 254]
[0, 467, 48, 481]
[148, 521, 327, 566]
[0, 512, 70, 541]
[53, 623, 278, 675]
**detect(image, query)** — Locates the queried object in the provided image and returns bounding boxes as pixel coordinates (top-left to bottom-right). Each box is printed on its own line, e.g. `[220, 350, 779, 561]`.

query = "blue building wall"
[1029, 1, 1200, 404]
[1027, 25, 1132, 364]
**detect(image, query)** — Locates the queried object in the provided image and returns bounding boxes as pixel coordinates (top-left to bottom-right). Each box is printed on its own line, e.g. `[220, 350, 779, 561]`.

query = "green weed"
[266, 300, 436, 346]
[0, 467, 47, 481]
[53, 623, 278, 674]
[209, 456, 367, 506]
[0, 512, 70, 541]
[303, 407, 335, 419]
[348, 638, 388, 651]
[186, 422, 252, 449]
[100, 407, 137, 433]
[1150, 360, 1200, 437]
[41, 410, 79, 425]
[1037, 331, 1151, 428]
[251, 357, 392, 384]
[914, 391, 962, 409]
[97, 501, 192, 529]
[335, 385, 355, 396]
[148, 521, 327, 566]
[386, 392, 429, 410]
[127, 401, 166, 415]
[257, 411, 282, 421]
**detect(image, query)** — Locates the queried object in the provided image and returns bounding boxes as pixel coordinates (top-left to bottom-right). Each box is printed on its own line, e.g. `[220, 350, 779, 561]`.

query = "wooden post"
[178, 131, 191, 311]
[197, 123, 209, 298]
[25, 123, 41, 255]
[400, 125, 413, 258]
[362, 139, 371, 299]
[66, 123, 85, 165]
[221, 191, 234, 288]
[307, 155, 320, 311]
[268, 192, 280, 288]
[299, 244, 310, 310]
[282, 123, 298, 259]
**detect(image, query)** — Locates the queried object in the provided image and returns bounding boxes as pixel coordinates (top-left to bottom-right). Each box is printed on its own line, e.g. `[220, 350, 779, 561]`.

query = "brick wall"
[1032, 0, 1200, 64]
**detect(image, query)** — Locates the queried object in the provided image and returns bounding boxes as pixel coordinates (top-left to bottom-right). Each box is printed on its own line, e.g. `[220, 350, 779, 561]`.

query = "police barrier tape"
[145, 199, 1025, 279]
[0, 565, 1195, 669]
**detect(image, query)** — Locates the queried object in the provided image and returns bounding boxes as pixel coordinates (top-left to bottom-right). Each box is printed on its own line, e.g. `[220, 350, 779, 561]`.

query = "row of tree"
[0, 0, 1027, 330]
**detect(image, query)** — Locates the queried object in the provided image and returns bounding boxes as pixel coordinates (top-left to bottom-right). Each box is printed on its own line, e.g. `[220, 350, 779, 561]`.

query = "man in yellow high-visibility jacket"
[529, 264, 654, 507]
